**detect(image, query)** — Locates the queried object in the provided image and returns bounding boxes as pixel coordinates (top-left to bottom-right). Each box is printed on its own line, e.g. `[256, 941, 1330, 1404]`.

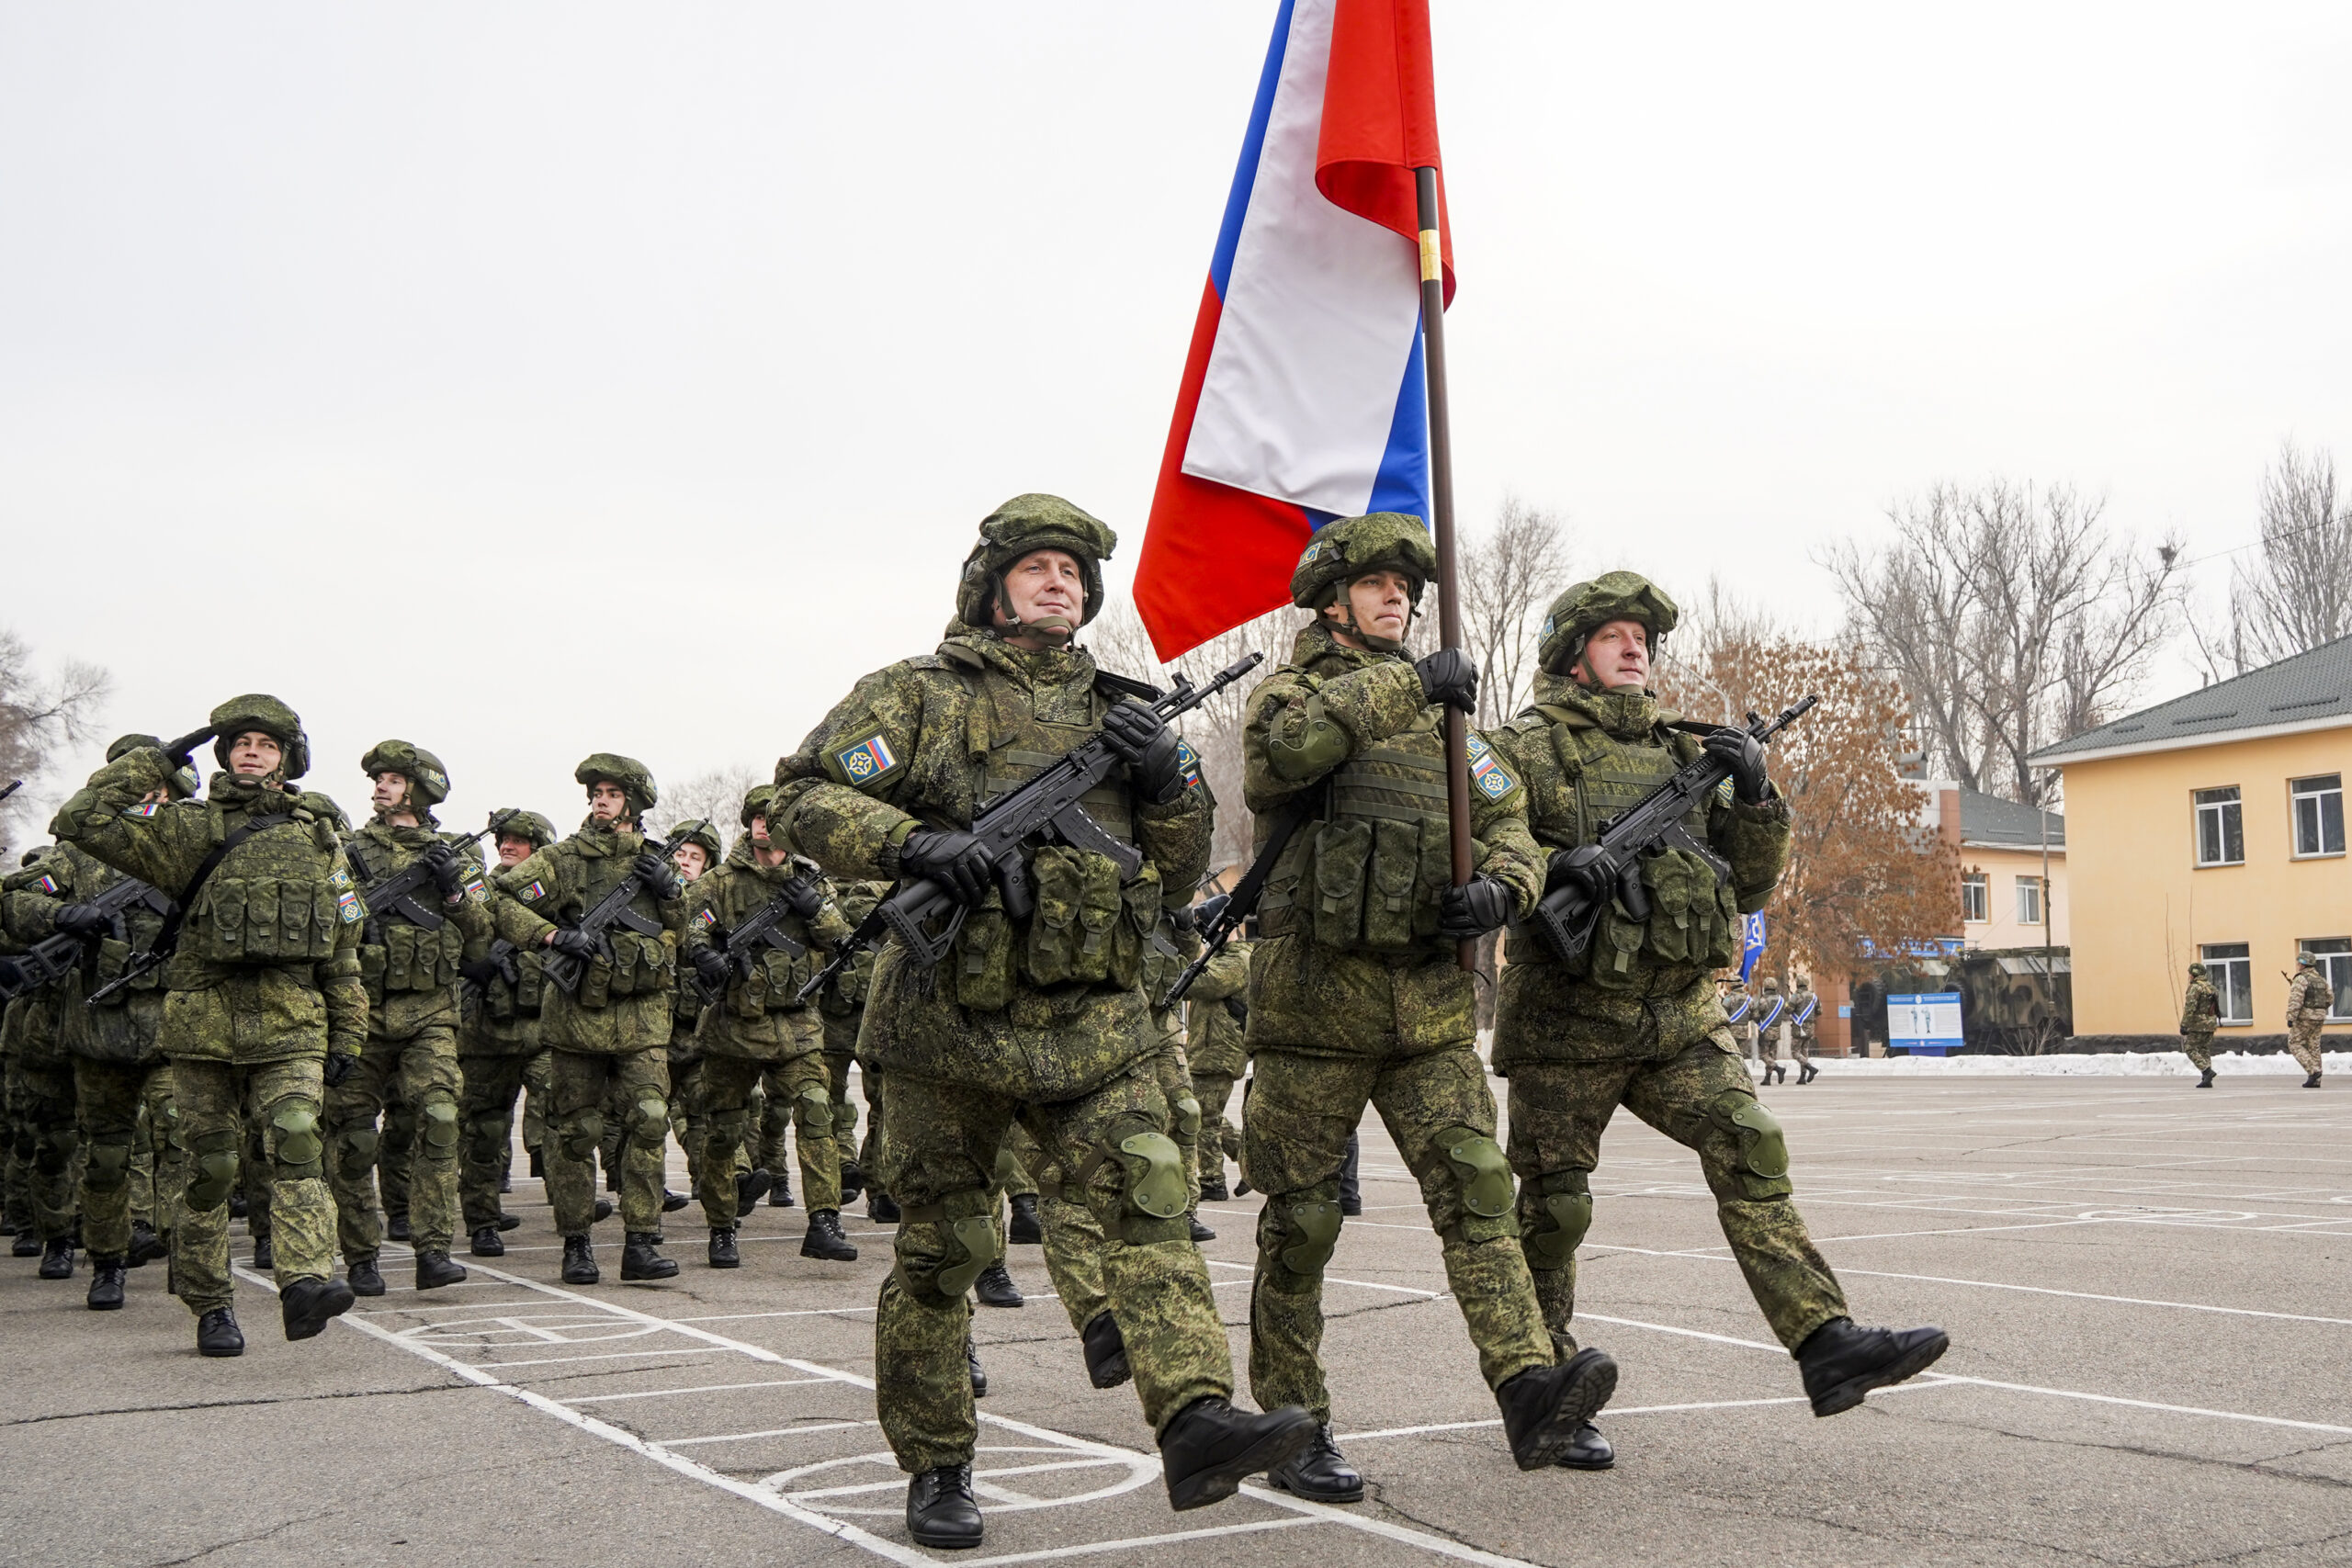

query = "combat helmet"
[669, 817, 726, 872]
[1290, 513, 1436, 652]
[209, 694, 311, 782]
[1538, 572, 1679, 677]
[574, 753, 659, 820]
[2188, 961, 2206, 976]
[362, 739, 452, 812]
[956, 494, 1117, 639]
[108, 733, 199, 799]
[491, 808, 557, 851]
[2297, 951, 2319, 969]
[740, 783, 778, 829]
[1760, 976, 1781, 992]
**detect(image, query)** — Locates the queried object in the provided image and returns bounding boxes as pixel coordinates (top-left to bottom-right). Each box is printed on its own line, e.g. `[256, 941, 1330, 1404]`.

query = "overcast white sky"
[6, 3, 2349, 840]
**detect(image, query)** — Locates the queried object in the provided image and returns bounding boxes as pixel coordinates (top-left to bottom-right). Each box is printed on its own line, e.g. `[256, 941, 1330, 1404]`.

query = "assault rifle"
[345, 809, 518, 941]
[542, 822, 702, 995]
[689, 867, 825, 1006]
[1524, 694, 1817, 964]
[1158, 790, 1317, 1009]
[0, 874, 175, 1003]
[797, 651, 1264, 1002]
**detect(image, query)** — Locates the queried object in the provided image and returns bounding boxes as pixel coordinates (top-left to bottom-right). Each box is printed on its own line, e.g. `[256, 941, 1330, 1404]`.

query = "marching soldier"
[456, 809, 560, 1256]
[1182, 911, 1251, 1203]
[1720, 974, 1755, 1064]
[2178, 962, 2219, 1088]
[1756, 977, 1787, 1085]
[1790, 976, 1821, 1084]
[2, 849, 92, 1282]
[2286, 953, 2330, 1089]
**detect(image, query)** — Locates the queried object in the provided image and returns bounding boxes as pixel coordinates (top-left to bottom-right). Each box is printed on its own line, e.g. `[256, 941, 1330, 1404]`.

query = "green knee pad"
[626, 1095, 670, 1150]
[462, 1113, 510, 1168]
[1092, 1115, 1187, 1240]
[1709, 1090, 1792, 1201]
[418, 1097, 460, 1160]
[1172, 1095, 1202, 1142]
[336, 1120, 380, 1172]
[270, 1102, 324, 1182]
[831, 1100, 859, 1139]
[559, 1111, 605, 1162]
[1435, 1125, 1514, 1219]
[1519, 1171, 1593, 1272]
[894, 1188, 999, 1303]
[34, 1124, 79, 1175]
[187, 1129, 241, 1212]
[793, 1083, 831, 1140]
[709, 1107, 751, 1150]
[1270, 1197, 1343, 1278]
[85, 1134, 136, 1195]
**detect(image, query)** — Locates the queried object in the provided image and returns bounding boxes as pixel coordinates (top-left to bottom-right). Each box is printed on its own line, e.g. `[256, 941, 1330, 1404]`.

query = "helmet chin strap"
[1330, 596, 1415, 655]
[992, 576, 1079, 645]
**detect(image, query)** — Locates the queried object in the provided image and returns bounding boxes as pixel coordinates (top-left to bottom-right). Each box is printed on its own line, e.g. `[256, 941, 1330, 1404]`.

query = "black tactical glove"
[1196, 893, 1232, 931]
[1702, 728, 1770, 804]
[898, 829, 998, 908]
[1102, 701, 1187, 804]
[1435, 876, 1513, 942]
[632, 851, 682, 898]
[690, 946, 733, 989]
[1416, 649, 1479, 714]
[1223, 994, 1248, 1025]
[458, 957, 503, 988]
[548, 928, 602, 961]
[781, 877, 825, 920]
[51, 903, 112, 938]
[1168, 903, 1197, 933]
[421, 841, 468, 898]
[322, 1052, 359, 1089]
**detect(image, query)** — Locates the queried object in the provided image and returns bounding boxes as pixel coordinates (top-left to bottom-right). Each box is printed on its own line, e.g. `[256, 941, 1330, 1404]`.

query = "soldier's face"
[588, 782, 629, 822]
[371, 771, 411, 812]
[672, 842, 708, 880]
[1573, 620, 1651, 691]
[1329, 570, 1413, 644]
[749, 814, 771, 844]
[495, 835, 533, 867]
[228, 732, 282, 777]
[997, 550, 1086, 631]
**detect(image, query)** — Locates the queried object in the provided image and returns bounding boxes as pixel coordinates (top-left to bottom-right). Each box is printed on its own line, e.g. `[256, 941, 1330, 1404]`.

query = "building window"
[2014, 876, 2043, 925]
[2194, 787, 2244, 866]
[2200, 943, 2253, 1024]
[1961, 872, 1988, 923]
[2290, 774, 2345, 858]
[2303, 938, 2352, 1021]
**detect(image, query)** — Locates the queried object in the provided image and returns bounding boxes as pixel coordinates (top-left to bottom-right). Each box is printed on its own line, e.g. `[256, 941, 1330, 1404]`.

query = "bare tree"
[1658, 576, 1783, 725]
[1454, 495, 1574, 728]
[1824, 480, 2179, 807]
[650, 763, 764, 852]
[0, 626, 111, 857]
[2216, 443, 2352, 671]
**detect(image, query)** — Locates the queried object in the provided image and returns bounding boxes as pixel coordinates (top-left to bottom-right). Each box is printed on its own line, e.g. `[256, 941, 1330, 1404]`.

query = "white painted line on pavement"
[1236, 1480, 1547, 1568]
[569, 1378, 833, 1404]
[474, 1348, 726, 1369]
[662, 1420, 874, 1447]
[952, 1515, 1317, 1566]
[1920, 1374, 2352, 1437]
[668, 1306, 877, 1324]
[1203, 1258, 1441, 1298]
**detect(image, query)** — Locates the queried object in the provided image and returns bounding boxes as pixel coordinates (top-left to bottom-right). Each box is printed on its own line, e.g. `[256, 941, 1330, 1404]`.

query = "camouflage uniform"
[489, 760, 686, 1250]
[330, 743, 493, 1275]
[1755, 979, 1786, 1079]
[1184, 938, 1252, 1199]
[1721, 977, 1757, 1060]
[772, 495, 1234, 1477]
[2286, 956, 2331, 1084]
[1240, 605, 1555, 1423]
[51, 701, 365, 1334]
[456, 810, 559, 1243]
[1, 854, 87, 1256]
[1790, 978, 1821, 1083]
[1487, 576, 1846, 1359]
[816, 878, 888, 1205]
[2178, 964, 2219, 1078]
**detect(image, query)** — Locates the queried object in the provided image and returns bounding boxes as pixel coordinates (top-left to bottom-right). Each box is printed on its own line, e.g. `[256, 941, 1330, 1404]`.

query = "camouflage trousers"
[670, 1056, 713, 1197]
[996, 1123, 1109, 1333]
[757, 1049, 864, 1192]
[522, 1049, 550, 1158]
[327, 1025, 461, 1260]
[74, 1057, 175, 1259]
[2288, 1017, 2325, 1077]
[876, 1064, 1230, 1472]
[173, 1056, 333, 1316]
[7, 1058, 80, 1242]
[1505, 1039, 1849, 1355]
[856, 1061, 884, 1201]
[548, 1049, 670, 1235]
[457, 1052, 536, 1232]
[1191, 1070, 1241, 1192]
[1245, 1046, 1554, 1423]
[703, 1053, 837, 1227]
[2181, 1031, 2216, 1075]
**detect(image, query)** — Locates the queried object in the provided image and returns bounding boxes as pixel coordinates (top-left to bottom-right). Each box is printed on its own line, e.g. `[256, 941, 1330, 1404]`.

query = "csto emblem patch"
[519, 880, 547, 902]
[1174, 739, 1202, 790]
[335, 890, 363, 924]
[834, 733, 899, 786]
[693, 908, 718, 931]
[121, 802, 161, 818]
[1466, 734, 1516, 801]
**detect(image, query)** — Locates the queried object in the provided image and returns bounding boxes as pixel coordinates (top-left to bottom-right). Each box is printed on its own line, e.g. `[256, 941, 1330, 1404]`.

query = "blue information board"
[1887, 992, 1963, 1055]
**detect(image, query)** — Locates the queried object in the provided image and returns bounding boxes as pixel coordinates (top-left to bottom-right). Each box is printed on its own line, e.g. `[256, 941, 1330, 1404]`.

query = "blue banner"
[1740, 913, 1767, 982]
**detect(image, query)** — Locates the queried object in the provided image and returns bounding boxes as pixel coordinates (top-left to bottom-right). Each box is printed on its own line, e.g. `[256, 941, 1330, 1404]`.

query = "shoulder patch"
[1174, 738, 1203, 791]
[692, 907, 718, 931]
[828, 730, 903, 790]
[121, 802, 162, 819]
[330, 866, 354, 891]
[518, 880, 547, 902]
[1466, 737, 1521, 803]
[31, 872, 61, 895]
[335, 889, 364, 924]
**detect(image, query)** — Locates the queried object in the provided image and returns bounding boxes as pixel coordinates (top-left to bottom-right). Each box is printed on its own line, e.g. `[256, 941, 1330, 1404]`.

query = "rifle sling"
[150, 813, 295, 963]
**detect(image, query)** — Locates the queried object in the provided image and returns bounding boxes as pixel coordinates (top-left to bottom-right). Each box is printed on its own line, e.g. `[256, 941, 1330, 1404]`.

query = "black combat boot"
[1496, 1348, 1620, 1470]
[496, 1211, 521, 1231]
[1337, 1133, 1363, 1216]
[801, 1209, 858, 1261]
[2304, 1073, 2324, 1089]
[11, 1229, 41, 1258]
[971, 1260, 1022, 1308]
[528, 1148, 545, 1179]
[86, 1255, 129, 1311]
[415, 1250, 468, 1290]
[128, 1220, 166, 1267]
[230, 1192, 248, 1221]
[1267, 1421, 1363, 1502]
[769, 1169, 794, 1208]
[967, 1337, 988, 1399]
[1188, 1211, 1216, 1242]
[1082, 1310, 1131, 1389]
[736, 1168, 773, 1213]
[470, 1224, 505, 1258]
[197, 1306, 244, 1358]
[1556, 1421, 1615, 1470]
[662, 1189, 691, 1213]
[39, 1235, 75, 1280]
[345, 1255, 386, 1297]
[1199, 1175, 1229, 1202]
[868, 1190, 900, 1224]
[839, 1159, 865, 1207]
[620, 1231, 677, 1280]
[1007, 1192, 1043, 1245]
[905, 1463, 982, 1550]
[281, 1274, 357, 1341]
[1797, 1317, 1950, 1416]
[1159, 1395, 1318, 1511]
[2197, 1068, 2215, 1088]
[386, 1210, 412, 1243]
[592, 1197, 616, 1224]
[500, 1170, 512, 1194]
[251, 1234, 274, 1272]
[561, 1234, 599, 1285]
[708, 1227, 741, 1269]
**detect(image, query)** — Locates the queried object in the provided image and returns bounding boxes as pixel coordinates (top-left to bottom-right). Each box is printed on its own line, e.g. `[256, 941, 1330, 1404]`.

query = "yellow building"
[2030, 634, 2350, 1042]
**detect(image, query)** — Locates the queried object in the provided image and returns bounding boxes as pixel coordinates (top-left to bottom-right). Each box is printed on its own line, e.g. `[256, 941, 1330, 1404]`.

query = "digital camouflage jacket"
[490, 818, 684, 1055]
[1182, 937, 1252, 1079]
[343, 818, 493, 1043]
[0, 841, 170, 1066]
[683, 838, 852, 1063]
[2179, 975, 2219, 1032]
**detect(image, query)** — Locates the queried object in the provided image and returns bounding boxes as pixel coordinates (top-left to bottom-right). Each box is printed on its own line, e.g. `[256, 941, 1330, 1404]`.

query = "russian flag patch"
[1468, 747, 1516, 803]
[122, 802, 161, 818]
[519, 880, 546, 901]
[693, 908, 718, 930]
[335, 890, 363, 923]
[33, 873, 60, 894]
[1175, 739, 1202, 790]
[833, 732, 900, 787]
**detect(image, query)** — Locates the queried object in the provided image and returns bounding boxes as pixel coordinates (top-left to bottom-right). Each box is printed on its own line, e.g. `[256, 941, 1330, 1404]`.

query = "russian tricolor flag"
[1136, 0, 1453, 660]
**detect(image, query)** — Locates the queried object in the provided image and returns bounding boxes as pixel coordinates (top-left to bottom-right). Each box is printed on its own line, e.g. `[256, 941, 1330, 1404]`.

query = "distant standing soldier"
[1720, 975, 1755, 1063]
[1756, 977, 1787, 1085]
[2178, 962, 2220, 1089]
[455, 809, 559, 1256]
[2286, 953, 2330, 1089]
[1790, 977, 1821, 1084]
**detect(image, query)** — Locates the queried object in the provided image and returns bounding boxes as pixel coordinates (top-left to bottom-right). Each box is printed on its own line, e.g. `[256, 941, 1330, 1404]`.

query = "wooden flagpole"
[1415, 165, 1476, 973]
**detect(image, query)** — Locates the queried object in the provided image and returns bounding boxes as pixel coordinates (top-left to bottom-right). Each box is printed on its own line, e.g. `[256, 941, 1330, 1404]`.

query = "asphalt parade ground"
[5, 1073, 2349, 1567]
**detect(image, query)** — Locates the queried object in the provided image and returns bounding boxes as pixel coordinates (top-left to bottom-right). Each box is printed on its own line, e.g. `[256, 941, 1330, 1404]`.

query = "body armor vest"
[347, 831, 470, 1001]
[185, 810, 351, 965]
[481, 947, 546, 1021]
[1262, 711, 1453, 953]
[560, 843, 673, 1010]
